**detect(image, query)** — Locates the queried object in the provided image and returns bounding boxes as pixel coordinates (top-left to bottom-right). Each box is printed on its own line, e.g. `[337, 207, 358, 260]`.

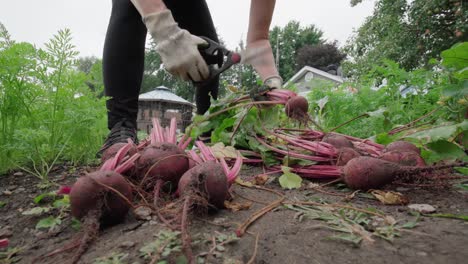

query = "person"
[98, 0, 282, 155]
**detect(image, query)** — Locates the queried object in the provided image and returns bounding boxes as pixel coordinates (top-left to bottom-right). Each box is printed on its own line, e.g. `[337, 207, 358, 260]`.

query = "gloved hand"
[143, 10, 209, 82]
[240, 40, 283, 89]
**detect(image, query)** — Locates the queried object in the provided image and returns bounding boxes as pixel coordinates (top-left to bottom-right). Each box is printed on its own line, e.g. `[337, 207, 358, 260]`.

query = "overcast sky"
[0, 0, 375, 58]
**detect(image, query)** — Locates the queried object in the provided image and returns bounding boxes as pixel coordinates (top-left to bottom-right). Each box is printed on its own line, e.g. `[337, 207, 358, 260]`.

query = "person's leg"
[163, 0, 219, 115]
[103, 0, 147, 130]
[99, 0, 147, 155]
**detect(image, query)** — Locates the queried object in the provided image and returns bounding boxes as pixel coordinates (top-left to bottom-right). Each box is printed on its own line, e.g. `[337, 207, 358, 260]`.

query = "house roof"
[139, 86, 194, 106]
[285, 66, 344, 87]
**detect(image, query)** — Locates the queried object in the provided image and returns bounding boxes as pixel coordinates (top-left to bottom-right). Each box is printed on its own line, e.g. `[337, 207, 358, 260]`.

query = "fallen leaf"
[279, 166, 302, 190]
[235, 178, 253, 187]
[211, 142, 239, 159]
[370, 190, 409, 205]
[224, 200, 252, 212]
[254, 174, 269, 185]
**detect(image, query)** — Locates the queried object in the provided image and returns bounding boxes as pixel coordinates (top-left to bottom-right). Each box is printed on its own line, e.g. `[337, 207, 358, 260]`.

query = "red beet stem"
[255, 136, 332, 162]
[266, 130, 337, 157]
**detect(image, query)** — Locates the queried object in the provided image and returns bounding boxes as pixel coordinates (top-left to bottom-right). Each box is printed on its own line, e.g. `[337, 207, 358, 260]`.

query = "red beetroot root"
[322, 133, 354, 149]
[70, 171, 133, 225]
[136, 142, 189, 189]
[177, 161, 229, 210]
[384, 141, 420, 154]
[380, 150, 426, 167]
[342, 156, 463, 190]
[285, 96, 309, 121]
[101, 142, 137, 162]
[336, 147, 361, 166]
[69, 171, 133, 264]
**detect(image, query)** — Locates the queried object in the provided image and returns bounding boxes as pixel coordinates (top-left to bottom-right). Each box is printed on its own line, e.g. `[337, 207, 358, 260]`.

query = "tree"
[76, 56, 99, 74]
[296, 41, 347, 72]
[76, 56, 104, 96]
[344, 0, 467, 78]
[269, 21, 324, 81]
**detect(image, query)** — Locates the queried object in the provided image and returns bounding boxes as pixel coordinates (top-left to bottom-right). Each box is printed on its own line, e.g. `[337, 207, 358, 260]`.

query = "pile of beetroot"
[60, 117, 243, 263]
[57, 88, 463, 263]
[252, 128, 464, 190]
[206, 88, 465, 191]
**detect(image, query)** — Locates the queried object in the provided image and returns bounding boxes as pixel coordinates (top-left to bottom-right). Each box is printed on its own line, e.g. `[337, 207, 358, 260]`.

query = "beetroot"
[342, 157, 400, 190]
[322, 133, 354, 149]
[380, 150, 426, 167]
[341, 156, 461, 190]
[177, 161, 229, 209]
[384, 141, 420, 154]
[171, 141, 242, 263]
[336, 147, 361, 166]
[64, 142, 139, 264]
[39, 141, 138, 264]
[70, 171, 132, 225]
[285, 95, 309, 120]
[101, 142, 137, 162]
[176, 161, 230, 263]
[68, 171, 132, 264]
[136, 142, 189, 188]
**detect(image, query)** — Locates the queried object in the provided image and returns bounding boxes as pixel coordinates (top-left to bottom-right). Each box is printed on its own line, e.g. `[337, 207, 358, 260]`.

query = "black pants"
[103, 0, 219, 129]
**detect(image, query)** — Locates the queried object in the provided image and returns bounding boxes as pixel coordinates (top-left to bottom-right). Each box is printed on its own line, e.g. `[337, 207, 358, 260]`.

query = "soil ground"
[1, 164, 468, 264]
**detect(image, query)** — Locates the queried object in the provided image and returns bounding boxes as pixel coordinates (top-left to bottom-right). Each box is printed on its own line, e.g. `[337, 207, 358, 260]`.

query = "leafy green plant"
[139, 230, 184, 263]
[0, 24, 107, 176]
[198, 231, 239, 261]
[93, 252, 129, 264]
[0, 247, 22, 264]
[285, 203, 420, 246]
[307, 43, 467, 163]
[21, 190, 71, 231]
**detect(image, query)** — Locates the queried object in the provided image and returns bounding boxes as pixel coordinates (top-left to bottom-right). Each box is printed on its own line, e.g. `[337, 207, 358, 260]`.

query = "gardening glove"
[143, 10, 210, 82]
[240, 39, 283, 90]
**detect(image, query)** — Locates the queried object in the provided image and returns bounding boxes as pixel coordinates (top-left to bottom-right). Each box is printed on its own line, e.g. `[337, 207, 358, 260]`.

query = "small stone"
[408, 204, 436, 214]
[149, 220, 158, 226]
[120, 241, 135, 248]
[7, 185, 17, 191]
[16, 187, 25, 193]
[134, 206, 152, 220]
[13, 172, 24, 176]
[416, 251, 428, 257]
[396, 187, 410, 192]
[2, 190, 12, 196]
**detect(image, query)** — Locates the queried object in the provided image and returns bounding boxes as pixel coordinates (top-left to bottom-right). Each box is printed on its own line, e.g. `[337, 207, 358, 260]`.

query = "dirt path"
[1, 165, 467, 264]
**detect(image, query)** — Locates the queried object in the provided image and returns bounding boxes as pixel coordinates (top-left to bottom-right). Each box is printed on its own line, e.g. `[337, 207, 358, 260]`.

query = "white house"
[284, 66, 344, 96]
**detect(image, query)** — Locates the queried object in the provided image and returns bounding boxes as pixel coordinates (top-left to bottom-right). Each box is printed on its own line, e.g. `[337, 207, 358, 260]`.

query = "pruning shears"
[195, 37, 241, 86]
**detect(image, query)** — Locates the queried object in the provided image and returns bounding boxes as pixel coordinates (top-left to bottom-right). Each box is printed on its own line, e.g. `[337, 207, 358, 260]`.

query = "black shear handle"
[194, 36, 241, 86]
